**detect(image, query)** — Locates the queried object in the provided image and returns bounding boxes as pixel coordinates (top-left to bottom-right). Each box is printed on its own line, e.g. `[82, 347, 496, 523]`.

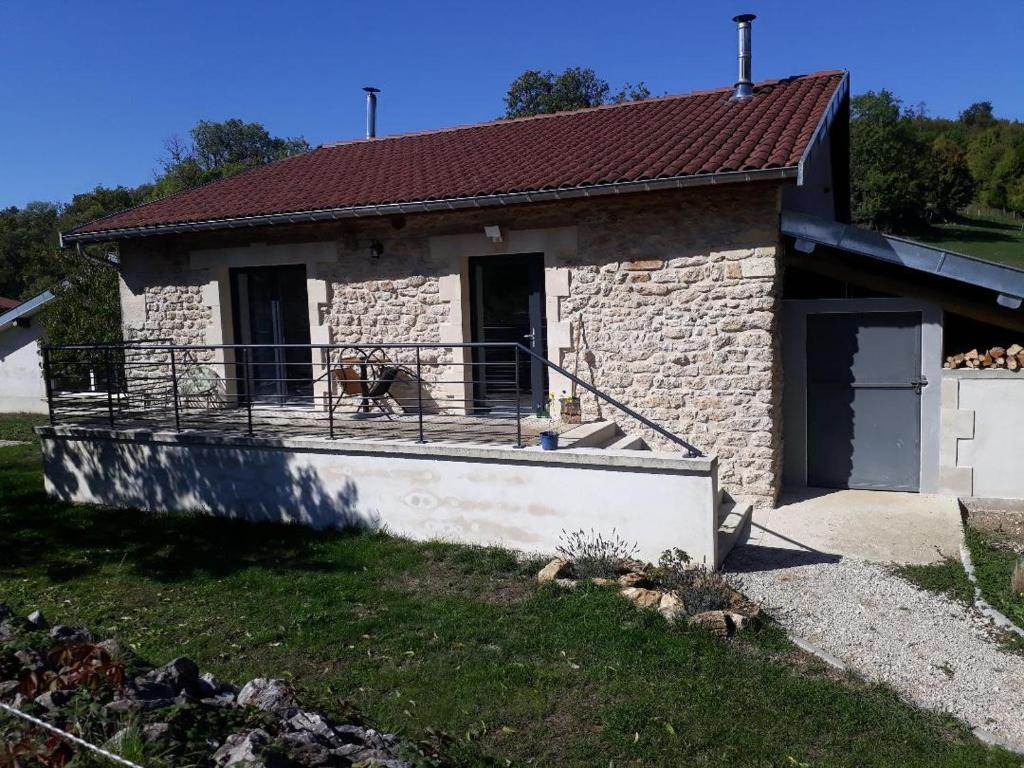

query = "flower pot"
[539, 431, 559, 451]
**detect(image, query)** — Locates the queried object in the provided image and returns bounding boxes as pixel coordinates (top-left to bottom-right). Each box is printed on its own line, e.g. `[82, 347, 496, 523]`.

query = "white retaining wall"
[38, 428, 720, 565]
[940, 369, 1024, 500]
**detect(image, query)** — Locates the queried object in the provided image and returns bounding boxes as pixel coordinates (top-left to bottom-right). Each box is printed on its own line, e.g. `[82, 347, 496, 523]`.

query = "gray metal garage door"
[806, 312, 924, 491]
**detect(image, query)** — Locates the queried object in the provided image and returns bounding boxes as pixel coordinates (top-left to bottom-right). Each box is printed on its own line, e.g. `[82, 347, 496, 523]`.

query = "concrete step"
[716, 498, 753, 567]
[606, 433, 649, 451]
[559, 420, 621, 449]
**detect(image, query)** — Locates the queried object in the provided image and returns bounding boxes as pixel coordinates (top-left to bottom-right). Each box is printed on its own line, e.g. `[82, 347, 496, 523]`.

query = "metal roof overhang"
[0, 288, 55, 330]
[781, 210, 1024, 309]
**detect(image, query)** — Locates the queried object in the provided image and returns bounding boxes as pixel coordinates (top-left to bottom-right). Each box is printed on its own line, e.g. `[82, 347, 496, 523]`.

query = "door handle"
[911, 375, 928, 394]
[523, 329, 536, 345]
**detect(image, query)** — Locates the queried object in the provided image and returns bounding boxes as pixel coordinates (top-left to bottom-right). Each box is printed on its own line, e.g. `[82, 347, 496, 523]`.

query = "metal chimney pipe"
[363, 86, 380, 139]
[731, 14, 756, 100]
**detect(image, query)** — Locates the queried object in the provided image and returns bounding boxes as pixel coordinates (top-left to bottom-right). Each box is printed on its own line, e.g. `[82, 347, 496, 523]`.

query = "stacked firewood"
[945, 344, 1024, 370]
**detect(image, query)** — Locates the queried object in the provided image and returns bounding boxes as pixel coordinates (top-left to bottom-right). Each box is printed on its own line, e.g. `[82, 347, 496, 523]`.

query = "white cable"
[0, 700, 145, 768]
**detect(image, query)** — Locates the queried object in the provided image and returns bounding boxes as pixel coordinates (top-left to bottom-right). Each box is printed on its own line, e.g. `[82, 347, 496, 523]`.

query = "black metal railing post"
[104, 347, 115, 429]
[169, 347, 181, 432]
[325, 351, 335, 440]
[242, 347, 254, 436]
[41, 347, 55, 426]
[416, 347, 425, 443]
[514, 345, 522, 448]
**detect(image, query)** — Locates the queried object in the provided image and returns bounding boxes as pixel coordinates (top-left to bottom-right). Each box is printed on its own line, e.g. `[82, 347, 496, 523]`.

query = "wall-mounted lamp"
[483, 225, 503, 244]
[369, 240, 384, 259]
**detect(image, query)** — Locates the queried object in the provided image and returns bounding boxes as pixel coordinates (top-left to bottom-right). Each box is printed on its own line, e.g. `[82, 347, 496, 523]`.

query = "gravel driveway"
[726, 545, 1024, 750]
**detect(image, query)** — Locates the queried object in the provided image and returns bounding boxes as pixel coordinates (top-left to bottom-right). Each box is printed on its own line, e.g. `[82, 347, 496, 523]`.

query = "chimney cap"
[363, 86, 381, 94]
[732, 13, 756, 23]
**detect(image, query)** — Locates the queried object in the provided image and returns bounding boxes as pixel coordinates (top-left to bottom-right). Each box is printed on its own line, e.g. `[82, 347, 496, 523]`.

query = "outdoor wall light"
[369, 240, 384, 259]
[484, 225, 503, 244]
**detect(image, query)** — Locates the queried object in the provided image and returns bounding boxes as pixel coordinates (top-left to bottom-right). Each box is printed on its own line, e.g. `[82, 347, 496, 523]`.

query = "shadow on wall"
[40, 436, 379, 564]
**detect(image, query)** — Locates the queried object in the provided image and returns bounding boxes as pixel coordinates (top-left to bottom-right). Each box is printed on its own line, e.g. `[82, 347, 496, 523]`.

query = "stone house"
[45, 50, 1024, 564]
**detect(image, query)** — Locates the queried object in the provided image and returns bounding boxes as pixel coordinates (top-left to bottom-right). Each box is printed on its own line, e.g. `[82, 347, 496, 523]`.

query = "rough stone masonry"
[117, 183, 786, 508]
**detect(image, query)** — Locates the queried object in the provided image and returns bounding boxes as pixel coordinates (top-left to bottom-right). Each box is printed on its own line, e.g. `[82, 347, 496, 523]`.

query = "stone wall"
[554, 191, 783, 505]
[117, 183, 785, 507]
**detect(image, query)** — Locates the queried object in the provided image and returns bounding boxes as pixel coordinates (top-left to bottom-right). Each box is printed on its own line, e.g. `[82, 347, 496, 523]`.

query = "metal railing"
[40, 341, 701, 456]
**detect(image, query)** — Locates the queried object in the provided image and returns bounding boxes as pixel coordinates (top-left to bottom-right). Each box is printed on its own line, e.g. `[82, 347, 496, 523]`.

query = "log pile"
[945, 344, 1024, 370]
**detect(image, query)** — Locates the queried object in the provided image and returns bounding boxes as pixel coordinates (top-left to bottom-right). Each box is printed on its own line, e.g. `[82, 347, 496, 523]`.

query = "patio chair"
[330, 348, 405, 418]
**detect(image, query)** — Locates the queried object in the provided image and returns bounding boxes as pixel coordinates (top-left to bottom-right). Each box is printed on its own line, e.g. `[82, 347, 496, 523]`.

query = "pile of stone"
[0, 605, 411, 767]
[537, 557, 760, 638]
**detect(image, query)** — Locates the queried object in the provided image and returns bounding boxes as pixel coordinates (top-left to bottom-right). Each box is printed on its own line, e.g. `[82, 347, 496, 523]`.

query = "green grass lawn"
[0, 420, 1019, 766]
[912, 212, 1024, 269]
[894, 556, 975, 606]
[965, 526, 1024, 630]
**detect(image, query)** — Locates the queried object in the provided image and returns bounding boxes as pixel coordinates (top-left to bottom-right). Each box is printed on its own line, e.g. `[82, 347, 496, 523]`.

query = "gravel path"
[726, 546, 1024, 749]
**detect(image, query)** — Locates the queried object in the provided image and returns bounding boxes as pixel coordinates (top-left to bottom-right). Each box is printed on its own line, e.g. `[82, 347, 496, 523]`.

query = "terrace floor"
[47, 393, 574, 448]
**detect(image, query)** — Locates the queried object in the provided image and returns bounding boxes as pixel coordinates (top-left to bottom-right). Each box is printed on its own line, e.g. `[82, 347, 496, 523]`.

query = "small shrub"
[556, 528, 639, 579]
[651, 548, 734, 615]
[1011, 556, 1024, 597]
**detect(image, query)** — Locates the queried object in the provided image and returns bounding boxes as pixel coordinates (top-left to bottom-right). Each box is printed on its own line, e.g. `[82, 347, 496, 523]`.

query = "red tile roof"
[67, 71, 846, 240]
[0, 296, 21, 311]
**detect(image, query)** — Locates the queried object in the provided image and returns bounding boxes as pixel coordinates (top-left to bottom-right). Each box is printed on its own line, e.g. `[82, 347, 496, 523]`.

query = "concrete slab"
[743, 488, 962, 565]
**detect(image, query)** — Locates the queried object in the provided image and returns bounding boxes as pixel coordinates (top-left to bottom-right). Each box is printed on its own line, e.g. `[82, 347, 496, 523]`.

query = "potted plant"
[559, 391, 582, 424]
[539, 430, 559, 450]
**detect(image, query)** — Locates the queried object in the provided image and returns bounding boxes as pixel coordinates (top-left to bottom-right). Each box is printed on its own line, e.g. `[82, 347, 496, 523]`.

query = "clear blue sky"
[1, 0, 1020, 209]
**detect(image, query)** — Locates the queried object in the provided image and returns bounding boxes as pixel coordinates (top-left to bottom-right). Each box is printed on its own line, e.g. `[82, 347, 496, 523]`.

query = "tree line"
[851, 91, 1023, 232]
[1, 68, 1021, 346]
[0, 120, 309, 344]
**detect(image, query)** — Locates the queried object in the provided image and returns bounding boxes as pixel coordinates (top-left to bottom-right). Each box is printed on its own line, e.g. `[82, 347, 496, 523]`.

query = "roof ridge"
[321, 70, 847, 149]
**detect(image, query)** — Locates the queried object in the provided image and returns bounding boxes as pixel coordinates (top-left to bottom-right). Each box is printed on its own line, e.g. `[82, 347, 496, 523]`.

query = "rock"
[280, 730, 336, 767]
[553, 578, 578, 589]
[726, 611, 751, 632]
[537, 558, 574, 583]
[689, 610, 735, 638]
[0, 621, 20, 642]
[345, 748, 409, 768]
[48, 625, 94, 645]
[142, 723, 170, 742]
[590, 577, 617, 587]
[658, 592, 686, 623]
[332, 724, 371, 744]
[26, 611, 48, 630]
[106, 680, 177, 712]
[213, 729, 287, 768]
[14, 649, 43, 670]
[138, 657, 200, 695]
[237, 678, 298, 714]
[617, 572, 652, 589]
[35, 690, 70, 710]
[95, 639, 125, 659]
[287, 710, 337, 740]
[620, 587, 664, 609]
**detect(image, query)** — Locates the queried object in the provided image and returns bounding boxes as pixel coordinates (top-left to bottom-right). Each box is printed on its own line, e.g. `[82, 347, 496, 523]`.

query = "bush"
[651, 548, 734, 615]
[556, 528, 638, 579]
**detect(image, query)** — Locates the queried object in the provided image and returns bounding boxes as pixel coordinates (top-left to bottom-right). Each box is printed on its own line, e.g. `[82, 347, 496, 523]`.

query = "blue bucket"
[539, 431, 559, 451]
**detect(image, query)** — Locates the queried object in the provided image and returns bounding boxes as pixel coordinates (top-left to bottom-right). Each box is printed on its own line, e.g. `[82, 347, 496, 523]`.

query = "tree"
[926, 137, 976, 222]
[849, 91, 930, 231]
[0, 202, 59, 300]
[503, 67, 650, 118]
[153, 119, 310, 197]
[959, 101, 995, 130]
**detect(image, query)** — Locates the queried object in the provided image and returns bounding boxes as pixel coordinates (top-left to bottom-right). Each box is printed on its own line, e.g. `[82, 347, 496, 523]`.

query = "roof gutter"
[61, 166, 797, 244]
